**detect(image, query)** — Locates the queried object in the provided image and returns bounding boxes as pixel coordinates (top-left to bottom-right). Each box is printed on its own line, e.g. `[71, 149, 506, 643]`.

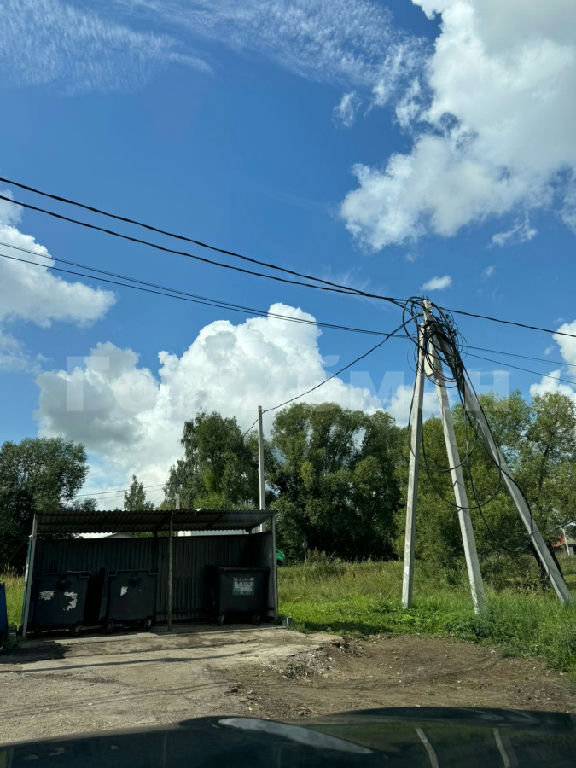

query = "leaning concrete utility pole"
[437, 336, 573, 604]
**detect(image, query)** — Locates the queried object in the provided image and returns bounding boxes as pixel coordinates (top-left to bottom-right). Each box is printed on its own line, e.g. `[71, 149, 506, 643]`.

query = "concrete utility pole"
[424, 301, 486, 614]
[402, 324, 426, 609]
[402, 299, 573, 609]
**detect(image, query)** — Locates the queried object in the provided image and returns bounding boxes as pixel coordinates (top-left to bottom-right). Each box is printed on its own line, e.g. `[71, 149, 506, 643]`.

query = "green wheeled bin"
[206, 566, 270, 626]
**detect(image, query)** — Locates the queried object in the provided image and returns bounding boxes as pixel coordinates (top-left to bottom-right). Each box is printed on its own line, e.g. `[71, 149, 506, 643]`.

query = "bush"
[481, 553, 541, 592]
[302, 550, 347, 578]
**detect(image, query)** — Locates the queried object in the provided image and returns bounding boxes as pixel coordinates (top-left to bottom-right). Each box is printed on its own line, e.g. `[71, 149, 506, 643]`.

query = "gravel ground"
[1, 626, 574, 744]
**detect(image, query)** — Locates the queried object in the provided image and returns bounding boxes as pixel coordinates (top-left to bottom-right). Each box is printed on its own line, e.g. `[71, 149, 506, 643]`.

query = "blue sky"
[0, 0, 575, 501]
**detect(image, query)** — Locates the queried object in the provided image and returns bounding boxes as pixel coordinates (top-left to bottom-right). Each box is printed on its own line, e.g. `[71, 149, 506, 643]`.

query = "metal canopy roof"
[36, 508, 273, 534]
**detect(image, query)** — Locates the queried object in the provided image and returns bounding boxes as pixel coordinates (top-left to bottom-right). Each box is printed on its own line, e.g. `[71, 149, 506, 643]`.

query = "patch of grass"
[1, 571, 25, 627]
[279, 557, 576, 677]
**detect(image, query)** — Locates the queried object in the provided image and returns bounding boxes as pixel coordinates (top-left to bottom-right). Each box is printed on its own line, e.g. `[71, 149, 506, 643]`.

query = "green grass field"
[278, 557, 576, 677]
[1, 571, 24, 627]
[3, 559, 576, 677]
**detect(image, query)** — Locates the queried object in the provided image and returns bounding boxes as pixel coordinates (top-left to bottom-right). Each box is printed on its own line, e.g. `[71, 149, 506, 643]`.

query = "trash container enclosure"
[104, 570, 157, 627]
[25, 508, 276, 633]
[206, 566, 270, 623]
[31, 572, 89, 630]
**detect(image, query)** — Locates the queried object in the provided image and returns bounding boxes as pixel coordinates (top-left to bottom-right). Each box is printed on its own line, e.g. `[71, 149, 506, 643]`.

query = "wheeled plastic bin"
[30, 572, 90, 635]
[103, 570, 157, 632]
[206, 566, 270, 625]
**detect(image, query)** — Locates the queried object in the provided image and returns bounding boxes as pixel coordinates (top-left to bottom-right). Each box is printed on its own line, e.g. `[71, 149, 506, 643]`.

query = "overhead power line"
[2, 178, 576, 341]
[0, 192, 407, 308]
[0, 174, 385, 299]
[465, 352, 576, 388]
[467, 344, 576, 371]
[0, 240, 392, 337]
[433, 301, 576, 341]
[9, 237, 576, 377]
[74, 483, 166, 499]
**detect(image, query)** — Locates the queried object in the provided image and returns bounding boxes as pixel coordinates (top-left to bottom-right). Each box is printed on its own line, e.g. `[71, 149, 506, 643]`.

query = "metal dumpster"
[103, 570, 157, 632]
[30, 572, 89, 635]
[206, 566, 270, 625]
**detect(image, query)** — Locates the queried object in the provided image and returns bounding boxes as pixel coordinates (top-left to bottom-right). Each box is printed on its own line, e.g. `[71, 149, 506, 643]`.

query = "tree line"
[2, 391, 576, 581]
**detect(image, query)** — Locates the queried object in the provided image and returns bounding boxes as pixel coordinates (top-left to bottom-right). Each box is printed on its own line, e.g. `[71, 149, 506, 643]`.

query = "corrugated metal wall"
[33, 532, 273, 622]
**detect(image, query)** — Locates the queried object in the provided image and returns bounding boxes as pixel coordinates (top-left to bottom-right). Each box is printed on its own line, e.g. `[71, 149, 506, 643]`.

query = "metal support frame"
[402, 325, 426, 609]
[21, 513, 38, 638]
[167, 509, 174, 631]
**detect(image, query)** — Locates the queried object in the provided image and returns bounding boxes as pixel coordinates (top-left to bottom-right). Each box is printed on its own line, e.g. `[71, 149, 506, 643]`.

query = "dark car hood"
[1, 707, 575, 767]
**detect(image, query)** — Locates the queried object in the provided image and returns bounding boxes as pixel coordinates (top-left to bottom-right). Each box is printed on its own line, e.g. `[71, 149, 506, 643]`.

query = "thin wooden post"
[402, 323, 426, 608]
[455, 371, 573, 604]
[21, 513, 38, 638]
[424, 303, 486, 614]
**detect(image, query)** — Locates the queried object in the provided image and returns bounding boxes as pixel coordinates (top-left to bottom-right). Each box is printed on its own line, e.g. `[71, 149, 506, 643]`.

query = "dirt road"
[1, 626, 574, 744]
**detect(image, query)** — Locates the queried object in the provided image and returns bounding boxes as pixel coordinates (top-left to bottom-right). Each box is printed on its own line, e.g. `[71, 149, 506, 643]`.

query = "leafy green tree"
[270, 403, 401, 560]
[165, 412, 259, 508]
[124, 474, 155, 511]
[516, 392, 576, 537]
[0, 437, 88, 568]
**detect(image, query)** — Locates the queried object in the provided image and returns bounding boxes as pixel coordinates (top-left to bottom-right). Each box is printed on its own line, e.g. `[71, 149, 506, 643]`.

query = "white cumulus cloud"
[529, 320, 576, 400]
[0, 198, 115, 370]
[341, 0, 576, 248]
[385, 384, 439, 427]
[36, 304, 381, 490]
[0, 228, 115, 327]
[421, 274, 451, 291]
[554, 321, 576, 369]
